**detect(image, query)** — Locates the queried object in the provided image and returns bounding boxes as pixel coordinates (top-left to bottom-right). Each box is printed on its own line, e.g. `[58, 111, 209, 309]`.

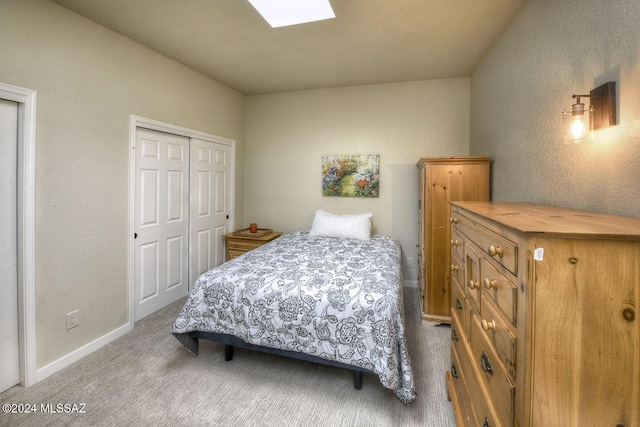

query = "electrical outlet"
[407, 257, 415, 268]
[66, 310, 79, 330]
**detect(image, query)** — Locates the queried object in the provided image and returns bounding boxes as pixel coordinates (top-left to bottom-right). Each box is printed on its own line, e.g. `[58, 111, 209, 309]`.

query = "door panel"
[134, 128, 189, 321]
[0, 98, 19, 392]
[189, 139, 230, 287]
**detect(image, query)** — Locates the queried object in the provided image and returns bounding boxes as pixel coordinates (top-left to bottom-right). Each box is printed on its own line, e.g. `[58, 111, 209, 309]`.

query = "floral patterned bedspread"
[171, 231, 416, 403]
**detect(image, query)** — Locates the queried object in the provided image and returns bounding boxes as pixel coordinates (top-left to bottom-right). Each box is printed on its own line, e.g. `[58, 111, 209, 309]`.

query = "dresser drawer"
[451, 253, 465, 293]
[481, 258, 517, 326]
[477, 295, 517, 379]
[451, 282, 470, 342]
[456, 334, 501, 427]
[456, 216, 518, 276]
[451, 229, 465, 261]
[450, 344, 477, 427]
[470, 311, 516, 427]
[464, 244, 482, 312]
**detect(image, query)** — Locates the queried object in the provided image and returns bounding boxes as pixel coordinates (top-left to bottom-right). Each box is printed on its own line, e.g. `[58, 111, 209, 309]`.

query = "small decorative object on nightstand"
[224, 228, 281, 261]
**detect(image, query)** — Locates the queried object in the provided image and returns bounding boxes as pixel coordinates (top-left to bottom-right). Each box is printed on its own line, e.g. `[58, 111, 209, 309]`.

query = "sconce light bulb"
[570, 115, 586, 140]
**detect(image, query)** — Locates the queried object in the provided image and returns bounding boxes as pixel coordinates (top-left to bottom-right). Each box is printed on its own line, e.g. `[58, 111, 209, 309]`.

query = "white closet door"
[134, 128, 189, 321]
[0, 98, 19, 392]
[189, 139, 231, 288]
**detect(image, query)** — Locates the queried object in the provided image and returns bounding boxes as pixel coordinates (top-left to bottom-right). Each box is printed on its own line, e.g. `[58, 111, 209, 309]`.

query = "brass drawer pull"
[481, 319, 496, 332]
[483, 278, 497, 290]
[480, 351, 494, 375]
[452, 325, 459, 342]
[450, 239, 460, 247]
[455, 297, 463, 311]
[468, 280, 480, 290]
[449, 216, 458, 224]
[482, 417, 491, 427]
[451, 363, 459, 379]
[451, 264, 460, 272]
[487, 245, 503, 257]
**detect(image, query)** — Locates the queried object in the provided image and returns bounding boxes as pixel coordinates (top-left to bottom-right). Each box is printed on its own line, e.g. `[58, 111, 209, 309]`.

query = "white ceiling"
[50, 0, 526, 95]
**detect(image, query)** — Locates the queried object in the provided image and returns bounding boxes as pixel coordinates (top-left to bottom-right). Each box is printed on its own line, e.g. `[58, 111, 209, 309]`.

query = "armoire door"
[134, 128, 190, 322]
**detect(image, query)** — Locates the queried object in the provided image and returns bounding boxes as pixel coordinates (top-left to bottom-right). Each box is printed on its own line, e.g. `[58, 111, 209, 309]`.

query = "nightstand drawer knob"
[449, 216, 458, 224]
[451, 239, 460, 247]
[451, 264, 460, 271]
[468, 280, 480, 290]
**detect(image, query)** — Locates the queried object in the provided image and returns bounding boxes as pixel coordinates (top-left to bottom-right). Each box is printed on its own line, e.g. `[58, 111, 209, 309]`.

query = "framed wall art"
[321, 154, 379, 197]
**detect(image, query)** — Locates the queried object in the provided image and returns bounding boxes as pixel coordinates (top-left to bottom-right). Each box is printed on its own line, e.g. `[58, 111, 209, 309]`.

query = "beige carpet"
[0, 288, 455, 427]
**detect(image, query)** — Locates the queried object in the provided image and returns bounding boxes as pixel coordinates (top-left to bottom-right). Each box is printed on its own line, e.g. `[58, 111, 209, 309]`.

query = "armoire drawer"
[481, 258, 517, 326]
[456, 215, 518, 276]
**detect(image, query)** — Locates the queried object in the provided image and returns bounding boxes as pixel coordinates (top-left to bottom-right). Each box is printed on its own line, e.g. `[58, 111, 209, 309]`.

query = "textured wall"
[0, 0, 244, 369]
[471, 0, 640, 218]
[244, 78, 470, 281]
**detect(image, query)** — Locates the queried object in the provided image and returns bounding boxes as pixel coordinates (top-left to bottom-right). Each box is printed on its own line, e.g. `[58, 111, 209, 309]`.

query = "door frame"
[0, 82, 37, 387]
[128, 115, 235, 327]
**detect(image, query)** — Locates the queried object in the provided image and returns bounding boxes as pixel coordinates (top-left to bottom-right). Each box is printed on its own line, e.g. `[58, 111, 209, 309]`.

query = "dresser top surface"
[451, 201, 640, 240]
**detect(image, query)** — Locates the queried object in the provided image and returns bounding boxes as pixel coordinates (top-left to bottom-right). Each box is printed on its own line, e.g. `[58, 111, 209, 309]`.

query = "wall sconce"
[562, 81, 616, 144]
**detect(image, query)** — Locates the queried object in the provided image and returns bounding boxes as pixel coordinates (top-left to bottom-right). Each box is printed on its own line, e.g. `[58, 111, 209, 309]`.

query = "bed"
[171, 211, 416, 404]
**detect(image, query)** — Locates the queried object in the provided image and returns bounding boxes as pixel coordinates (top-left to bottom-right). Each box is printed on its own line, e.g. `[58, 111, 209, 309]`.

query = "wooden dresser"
[223, 230, 281, 261]
[446, 201, 640, 427]
[417, 157, 490, 322]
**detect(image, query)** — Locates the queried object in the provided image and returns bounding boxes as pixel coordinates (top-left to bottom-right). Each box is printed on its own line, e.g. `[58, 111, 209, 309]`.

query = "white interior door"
[189, 139, 231, 287]
[0, 98, 19, 392]
[134, 128, 189, 321]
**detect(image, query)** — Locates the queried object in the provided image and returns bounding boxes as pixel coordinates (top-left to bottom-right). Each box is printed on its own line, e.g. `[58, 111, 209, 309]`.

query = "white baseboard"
[404, 279, 418, 288]
[35, 323, 132, 383]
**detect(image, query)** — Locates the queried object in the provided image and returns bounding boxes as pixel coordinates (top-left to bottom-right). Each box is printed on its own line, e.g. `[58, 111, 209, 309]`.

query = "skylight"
[248, 0, 336, 28]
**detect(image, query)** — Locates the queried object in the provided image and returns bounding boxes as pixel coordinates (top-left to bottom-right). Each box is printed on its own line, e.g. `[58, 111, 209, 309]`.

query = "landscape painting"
[321, 155, 380, 197]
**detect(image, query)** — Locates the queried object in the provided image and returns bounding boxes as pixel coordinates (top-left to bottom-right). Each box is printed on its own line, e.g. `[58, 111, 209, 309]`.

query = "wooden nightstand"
[223, 229, 282, 261]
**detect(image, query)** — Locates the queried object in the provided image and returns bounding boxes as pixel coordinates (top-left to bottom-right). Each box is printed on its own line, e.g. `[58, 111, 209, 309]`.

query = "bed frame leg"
[353, 370, 363, 390]
[225, 345, 234, 361]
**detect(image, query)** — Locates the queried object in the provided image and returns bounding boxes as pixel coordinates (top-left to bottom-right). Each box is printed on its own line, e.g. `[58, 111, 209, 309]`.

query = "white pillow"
[310, 210, 373, 240]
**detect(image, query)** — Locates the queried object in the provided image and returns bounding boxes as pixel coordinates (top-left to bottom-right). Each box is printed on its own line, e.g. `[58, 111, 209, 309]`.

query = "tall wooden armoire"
[417, 157, 490, 322]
